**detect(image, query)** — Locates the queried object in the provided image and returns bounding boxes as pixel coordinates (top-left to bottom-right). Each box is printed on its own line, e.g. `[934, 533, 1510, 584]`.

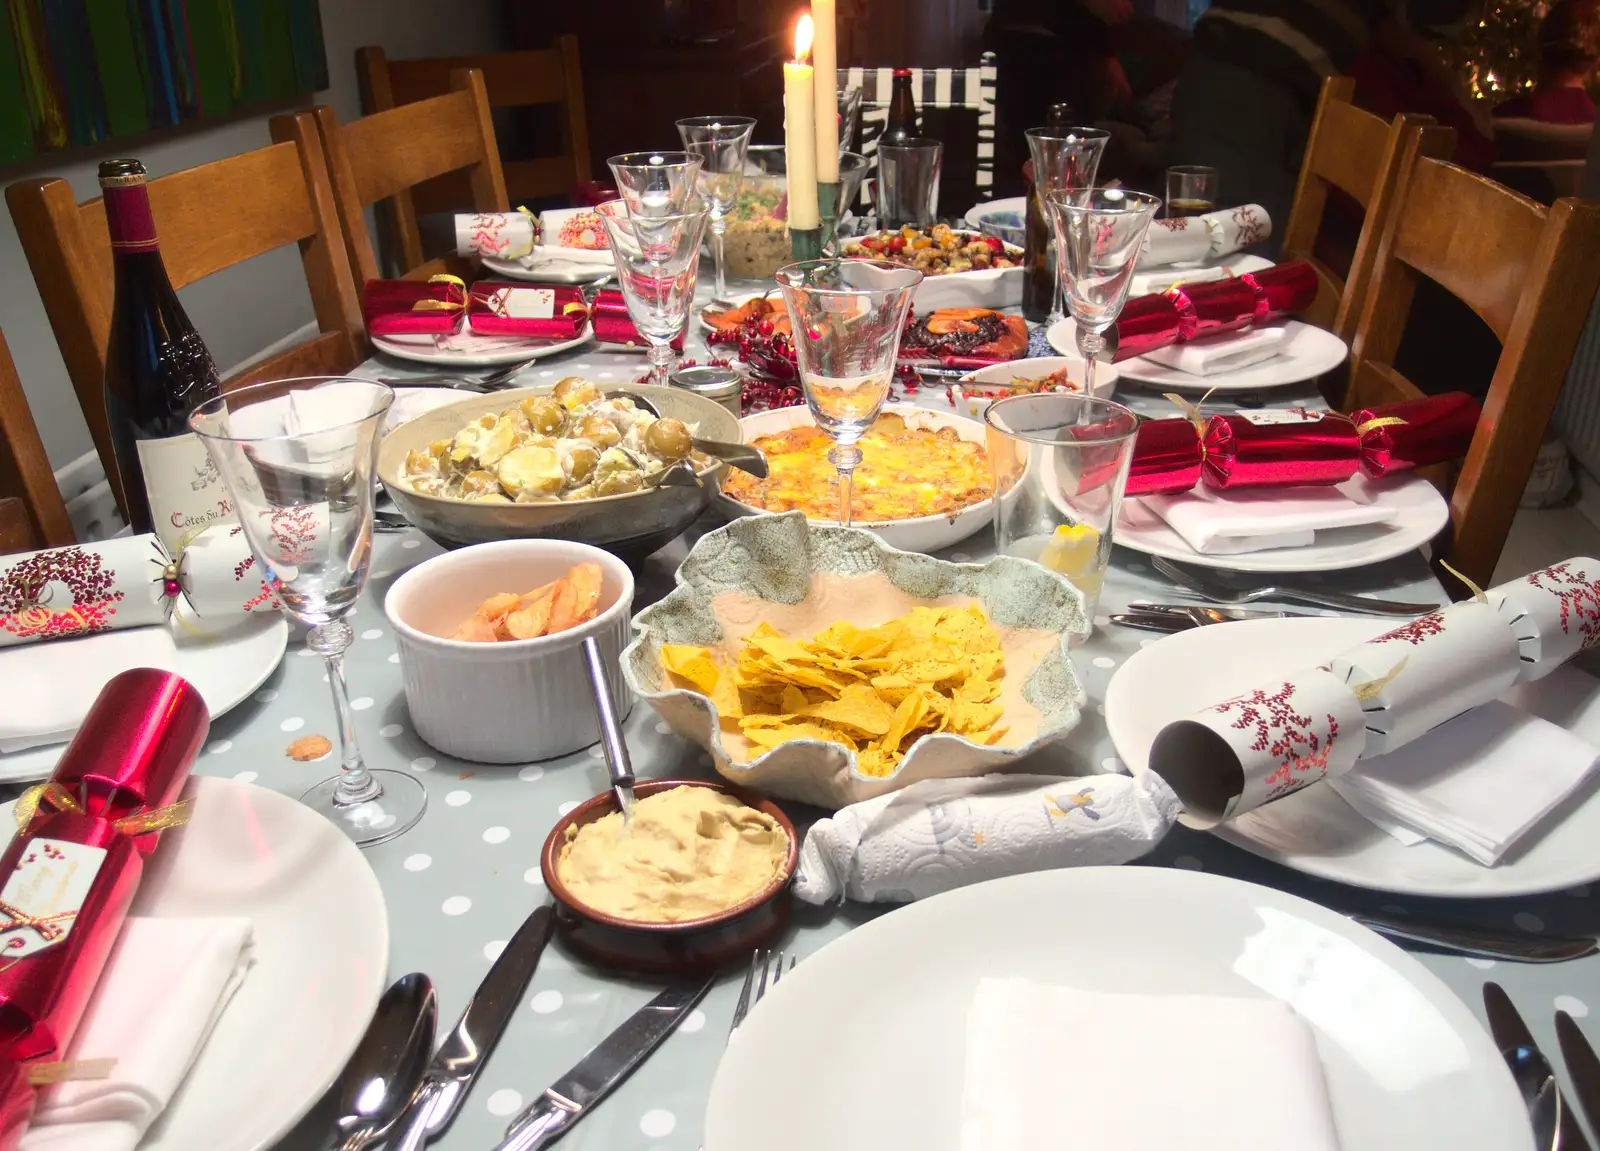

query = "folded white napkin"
[22, 917, 254, 1151]
[793, 773, 1180, 905]
[963, 977, 1339, 1151]
[385, 388, 476, 433]
[0, 628, 178, 753]
[1329, 699, 1600, 865]
[1142, 484, 1398, 556]
[1141, 325, 1288, 377]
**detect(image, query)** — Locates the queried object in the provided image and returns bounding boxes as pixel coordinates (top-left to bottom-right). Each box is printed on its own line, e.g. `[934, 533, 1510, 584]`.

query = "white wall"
[0, 0, 509, 469]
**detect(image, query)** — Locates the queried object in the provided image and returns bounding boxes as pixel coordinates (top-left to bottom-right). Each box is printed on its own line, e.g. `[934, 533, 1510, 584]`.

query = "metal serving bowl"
[377, 382, 740, 558]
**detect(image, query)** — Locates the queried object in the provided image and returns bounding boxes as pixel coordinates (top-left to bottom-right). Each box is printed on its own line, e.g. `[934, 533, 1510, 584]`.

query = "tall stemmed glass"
[606, 151, 704, 219]
[1048, 188, 1162, 399]
[190, 377, 426, 847]
[596, 197, 710, 385]
[775, 259, 923, 527]
[1025, 126, 1109, 327]
[676, 116, 756, 305]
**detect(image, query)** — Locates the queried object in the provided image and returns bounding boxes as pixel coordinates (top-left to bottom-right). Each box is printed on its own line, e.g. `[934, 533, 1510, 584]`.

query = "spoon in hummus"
[581, 636, 637, 826]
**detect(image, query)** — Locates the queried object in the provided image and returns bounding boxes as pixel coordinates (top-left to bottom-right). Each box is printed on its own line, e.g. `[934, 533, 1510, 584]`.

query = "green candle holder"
[818, 181, 840, 254]
[789, 226, 823, 261]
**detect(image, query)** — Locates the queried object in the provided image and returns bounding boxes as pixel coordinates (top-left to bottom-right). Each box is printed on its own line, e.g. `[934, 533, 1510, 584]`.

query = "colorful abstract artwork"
[0, 0, 327, 164]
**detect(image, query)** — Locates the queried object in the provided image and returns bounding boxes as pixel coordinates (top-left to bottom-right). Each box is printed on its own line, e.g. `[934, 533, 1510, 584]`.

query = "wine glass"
[190, 377, 426, 847]
[676, 116, 756, 305]
[775, 258, 923, 527]
[595, 197, 710, 385]
[1025, 126, 1109, 328]
[606, 151, 704, 219]
[1048, 188, 1162, 398]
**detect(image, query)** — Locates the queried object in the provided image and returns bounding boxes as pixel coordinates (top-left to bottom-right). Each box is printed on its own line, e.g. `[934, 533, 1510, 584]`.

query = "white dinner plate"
[480, 254, 614, 284]
[1115, 473, 1450, 572]
[1, 776, 389, 1151]
[1047, 318, 1346, 391]
[0, 613, 289, 784]
[704, 867, 1530, 1151]
[717, 403, 994, 554]
[1105, 617, 1600, 897]
[1129, 251, 1274, 297]
[963, 196, 1026, 246]
[372, 329, 593, 367]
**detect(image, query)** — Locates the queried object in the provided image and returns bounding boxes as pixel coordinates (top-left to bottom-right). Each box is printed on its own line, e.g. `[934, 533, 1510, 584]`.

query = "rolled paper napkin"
[1140, 324, 1288, 377]
[589, 290, 685, 353]
[792, 773, 1181, 905]
[0, 538, 168, 650]
[1139, 216, 1212, 266]
[466, 282, 589, 340]
[43, 668, 209, 827]
[1326, 599, 1523, 758]
[1123, 418, 1203, 497]
[962, 978, 1338, 1151]
[1142, 482, 1399, 556]
[1115, 261, 1318, 361]
[361, 277, 466, 337]
[454, 211, 536, 260]
[0, 634, 178, 755]
[1487, 557, 1600, 683]
[1202, 411, 1361, 490]
[1147, 668, 1366, 828]
[1355, 392, 1481, 479]
[21, 917, 253, 1151]
[173, 525, 278, 620]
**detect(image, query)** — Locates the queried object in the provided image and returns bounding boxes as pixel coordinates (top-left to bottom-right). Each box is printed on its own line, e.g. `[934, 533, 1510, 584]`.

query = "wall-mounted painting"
[0, 0, 328, 165]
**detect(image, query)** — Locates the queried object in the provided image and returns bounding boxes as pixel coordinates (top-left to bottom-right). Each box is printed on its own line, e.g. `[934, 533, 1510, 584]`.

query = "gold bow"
[14, 783, 194, 837]
[410, 274, 468, 313]
[1353, 655, 1408, 702]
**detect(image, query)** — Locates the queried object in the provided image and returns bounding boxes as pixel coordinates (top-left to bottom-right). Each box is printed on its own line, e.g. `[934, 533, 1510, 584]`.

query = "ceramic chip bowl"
[620, 512, 1089, 809]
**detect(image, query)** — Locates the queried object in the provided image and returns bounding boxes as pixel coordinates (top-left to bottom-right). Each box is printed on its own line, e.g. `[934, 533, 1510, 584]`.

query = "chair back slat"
[0, 327, 73, 551]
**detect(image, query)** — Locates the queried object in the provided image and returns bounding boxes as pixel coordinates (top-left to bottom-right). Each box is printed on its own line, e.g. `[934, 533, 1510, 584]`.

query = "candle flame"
[794, 13, 814, 62]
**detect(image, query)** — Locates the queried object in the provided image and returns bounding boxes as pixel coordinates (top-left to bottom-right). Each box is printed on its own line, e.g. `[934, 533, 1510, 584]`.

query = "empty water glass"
[190, 377, 426, 846]
[1025, 126, 1109, 326]
[1048, 187, 1162, 398]
[876, 138, 942, 229]
[607, 150, 703, 219]
[838, 85, 863, 154]
[596, 197, 710, 384]
[676, 116, 756, 304]
[776, 258, 923, 527]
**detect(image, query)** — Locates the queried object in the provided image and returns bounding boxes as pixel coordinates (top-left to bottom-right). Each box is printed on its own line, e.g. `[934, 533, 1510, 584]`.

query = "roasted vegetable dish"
[841, 224, 1020, 274]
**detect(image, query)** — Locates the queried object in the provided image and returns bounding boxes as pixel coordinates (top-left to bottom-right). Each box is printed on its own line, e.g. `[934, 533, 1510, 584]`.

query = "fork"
[376, 354, 543, 393]
[728, 948, 794, 1040]
[1149, 556, 1438, 616]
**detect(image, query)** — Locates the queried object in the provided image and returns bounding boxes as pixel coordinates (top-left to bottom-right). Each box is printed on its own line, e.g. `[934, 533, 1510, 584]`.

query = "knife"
[1109, 611, 1195, 634]
[492, 976, 714, 1151]
[389, 905, 556, 1151]
[1485, 982, 1590, 1151]
[1126, 602, 1307, 622]
[1557, 1011, 1600, 1144]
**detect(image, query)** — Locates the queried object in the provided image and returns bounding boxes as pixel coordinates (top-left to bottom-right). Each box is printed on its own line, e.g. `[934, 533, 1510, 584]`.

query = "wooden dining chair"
[356, 38, 590, 227]
[1344, 158, 1600, 588]
[1279, 76, 1455, 342]
[297, 67, 508, 283]
[5, 114, 364, 523]
[0, 327, 73, 552]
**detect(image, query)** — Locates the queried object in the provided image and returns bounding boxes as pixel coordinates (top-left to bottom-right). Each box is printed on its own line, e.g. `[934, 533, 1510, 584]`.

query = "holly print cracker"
[1489, 557, 1600, 683]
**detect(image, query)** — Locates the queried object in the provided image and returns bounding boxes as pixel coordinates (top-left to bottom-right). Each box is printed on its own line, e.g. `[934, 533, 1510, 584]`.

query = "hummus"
[557, 786, 789, 923]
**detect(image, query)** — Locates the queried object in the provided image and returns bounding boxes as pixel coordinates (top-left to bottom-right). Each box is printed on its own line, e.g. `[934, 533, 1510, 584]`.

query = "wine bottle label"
[135, 432, 231, 553]
[0, 839, 107, 959]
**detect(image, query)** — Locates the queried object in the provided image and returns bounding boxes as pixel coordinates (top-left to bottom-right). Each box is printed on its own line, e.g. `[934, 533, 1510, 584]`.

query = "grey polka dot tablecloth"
[207, 279, 1595, 1150]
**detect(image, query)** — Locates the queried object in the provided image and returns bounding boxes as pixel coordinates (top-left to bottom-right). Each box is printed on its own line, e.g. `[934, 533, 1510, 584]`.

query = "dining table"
[162, 269, 1598, 1150]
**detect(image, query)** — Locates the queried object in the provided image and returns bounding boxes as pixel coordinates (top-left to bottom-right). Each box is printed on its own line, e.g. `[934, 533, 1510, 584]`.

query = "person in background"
[1494, 0, 1600, 124]
[1168, 0, 1480, 250]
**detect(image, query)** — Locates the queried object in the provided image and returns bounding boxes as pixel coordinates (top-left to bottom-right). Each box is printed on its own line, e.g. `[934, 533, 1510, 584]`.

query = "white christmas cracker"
[1148, 667, 1366, 828]
[454, 211, 536, 260]
[793, 773, 1181, 905]
[176, 523, 279, 620]
[1488, 557, 1600, 683]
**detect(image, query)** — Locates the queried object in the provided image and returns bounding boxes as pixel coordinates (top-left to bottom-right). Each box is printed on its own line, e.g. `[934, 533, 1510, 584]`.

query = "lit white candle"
[784, 14, 820, 231]
[812, 0, 839, 182]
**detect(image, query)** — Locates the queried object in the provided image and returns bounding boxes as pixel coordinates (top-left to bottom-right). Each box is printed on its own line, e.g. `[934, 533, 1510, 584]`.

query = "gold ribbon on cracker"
[1353, 655, 1409, 702]
[14, 784, 192, 837]
[1439, 558, 1488, 604]
[410, 274, 467, 314]
[26, 1058, 116, 1085]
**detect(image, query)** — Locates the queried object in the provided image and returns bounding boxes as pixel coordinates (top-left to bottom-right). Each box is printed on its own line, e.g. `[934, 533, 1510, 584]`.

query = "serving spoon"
[332, 972, 438, 1151]
[581, 635, 636, 826]
[605, 390, 769, 478]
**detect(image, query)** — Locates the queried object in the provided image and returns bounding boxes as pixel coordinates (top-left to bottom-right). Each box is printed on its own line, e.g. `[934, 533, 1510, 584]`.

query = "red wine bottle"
[883, 69, 919, 146]
[100, 159, 229, 553]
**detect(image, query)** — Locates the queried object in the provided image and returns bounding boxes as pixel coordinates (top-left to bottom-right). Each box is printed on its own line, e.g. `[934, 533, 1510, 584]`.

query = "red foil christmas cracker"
[1355, 392, 1481, 478]
[1114, 261, 1319, 362]
[362, 277, 467, 337]
[590, 289, 685, 352]
[1124, 418, 1204, 497]
[1202, 412, 1362, 490]
[467, 282, 589, 340]
[0, 1061, 29, 1150]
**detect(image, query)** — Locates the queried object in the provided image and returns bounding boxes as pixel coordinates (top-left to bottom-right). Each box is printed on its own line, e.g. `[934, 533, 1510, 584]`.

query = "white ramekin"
[384, 539, 634, 763]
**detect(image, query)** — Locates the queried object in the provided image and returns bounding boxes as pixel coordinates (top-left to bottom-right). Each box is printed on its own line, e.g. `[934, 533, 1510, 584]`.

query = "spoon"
[580, 635, 636, 825]
[1503, 1043, 1562, 1150]
[333, 973, 439, 1151]
[605, 390, 769, 478]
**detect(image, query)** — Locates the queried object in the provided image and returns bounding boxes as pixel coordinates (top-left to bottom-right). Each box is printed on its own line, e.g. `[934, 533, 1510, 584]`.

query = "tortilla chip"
[660, 644, 721, 696]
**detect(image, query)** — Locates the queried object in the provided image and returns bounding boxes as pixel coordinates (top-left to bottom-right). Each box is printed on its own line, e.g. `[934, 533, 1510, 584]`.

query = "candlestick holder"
[789, 225, 823, 261]
[818, 180, 840, 254]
